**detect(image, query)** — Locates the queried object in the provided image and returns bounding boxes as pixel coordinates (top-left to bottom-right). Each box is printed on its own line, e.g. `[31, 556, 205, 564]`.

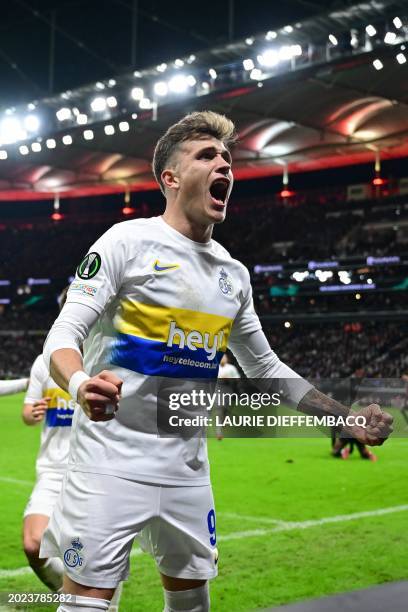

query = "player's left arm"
[228, 269, 393, 446]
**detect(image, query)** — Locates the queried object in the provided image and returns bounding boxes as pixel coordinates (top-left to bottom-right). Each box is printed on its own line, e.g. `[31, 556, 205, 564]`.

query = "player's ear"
[162, 168, 179, 191]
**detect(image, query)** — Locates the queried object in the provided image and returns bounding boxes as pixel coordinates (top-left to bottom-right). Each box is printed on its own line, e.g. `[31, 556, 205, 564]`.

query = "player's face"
[173, 137, 233, 225]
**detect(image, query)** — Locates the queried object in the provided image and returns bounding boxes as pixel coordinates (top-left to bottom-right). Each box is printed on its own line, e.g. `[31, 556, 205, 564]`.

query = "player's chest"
[123, 246, 241, 317]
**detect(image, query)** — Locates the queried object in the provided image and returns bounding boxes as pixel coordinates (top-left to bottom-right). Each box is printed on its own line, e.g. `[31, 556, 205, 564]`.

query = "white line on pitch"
[0, 476, 33, 487]
[2, 504, 408, 577]
[218, 512, 287, 525]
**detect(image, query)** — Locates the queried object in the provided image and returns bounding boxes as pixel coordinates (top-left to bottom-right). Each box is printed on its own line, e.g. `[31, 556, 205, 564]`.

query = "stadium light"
[131, 87, 144, 100]
[355, 293, 361, 300]
[0, 150, 7, 160]
[108, 78, 116, 87]
[62, 134, 73, 145]
[257, 49, 279, 67]
[384, 32, 397, 44]
[95, 81, 105, 90]
[250, 68, 264, 80]
[157, 63, 167, 72]
[339, 271, 351, 284]
[106, 96, 117, 108]
[104, 124, 115, 135]
[373, 58, 383, 70]
[174, 59, 184, 67]
[265, 31, 277, 40]
[46, 138, 56, 149]
[119, 121, 130, 132]
[31, 142, 41, 152]
[208, 68, 217, 79]
[245, 37, 254, 45]
[168, 75, 189, 93]
[243, 59, 255, 70]
[139, 98, 153, 109]
[90, 97, 107, 112]
[56, 107, 71, 121]
[393, 16, 403, 29]
[283, 25, 293, 33]
[154, 81, 168, 96]
[365, 24, 376, 36]
[24, 115, 40, 132]
[280, 188, 295, 198]
[396, 52, 406, 64]
[0, 117, 26, 144]
[284, 321, 291, 328]
[19, 145, 29, 155]
[328, 34, 338, 45]
[27, 102, 36, 111]
[77, 113, 88, 125]
[187, 54, 196, 63]
[372, 176, 386, 185]
[83, 129, 94, 140]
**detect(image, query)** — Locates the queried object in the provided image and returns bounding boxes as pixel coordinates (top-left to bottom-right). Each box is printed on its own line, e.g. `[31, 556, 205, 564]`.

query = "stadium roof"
[0, 0, 407, 200]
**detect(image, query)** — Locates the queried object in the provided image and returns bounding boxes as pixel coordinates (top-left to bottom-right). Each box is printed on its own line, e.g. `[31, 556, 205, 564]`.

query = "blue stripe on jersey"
[45, 407, 74, 428]
[111, 332, 222, 379]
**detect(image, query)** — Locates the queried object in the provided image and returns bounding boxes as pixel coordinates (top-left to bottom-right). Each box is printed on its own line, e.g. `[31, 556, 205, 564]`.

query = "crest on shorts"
[63, 537, 84, 569]
[218, 268, 233, 295]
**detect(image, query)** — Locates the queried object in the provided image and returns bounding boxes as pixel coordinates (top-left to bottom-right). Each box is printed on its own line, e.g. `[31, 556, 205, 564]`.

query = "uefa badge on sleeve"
[77, 252, 101, 280]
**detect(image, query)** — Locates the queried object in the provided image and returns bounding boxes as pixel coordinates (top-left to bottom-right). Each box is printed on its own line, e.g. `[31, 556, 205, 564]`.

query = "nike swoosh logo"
[153, 260, 180, 272]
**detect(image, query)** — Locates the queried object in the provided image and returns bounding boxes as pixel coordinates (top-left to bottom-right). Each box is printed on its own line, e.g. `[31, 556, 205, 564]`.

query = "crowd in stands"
[0, 190, 406, 379]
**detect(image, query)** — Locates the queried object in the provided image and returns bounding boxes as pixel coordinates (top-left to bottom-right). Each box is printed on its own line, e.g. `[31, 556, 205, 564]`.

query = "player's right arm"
[43, 226, 126, 421]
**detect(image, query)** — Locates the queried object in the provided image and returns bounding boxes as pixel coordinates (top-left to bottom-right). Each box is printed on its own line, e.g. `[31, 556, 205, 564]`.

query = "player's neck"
[162, 209, 213, 244]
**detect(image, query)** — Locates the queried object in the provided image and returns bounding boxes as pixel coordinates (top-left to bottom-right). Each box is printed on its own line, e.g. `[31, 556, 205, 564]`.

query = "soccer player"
[22, 291, 123, 608]
[22, 354, 73, 592]
[40, 111, 392, 612]
[0, 378, 29, 395]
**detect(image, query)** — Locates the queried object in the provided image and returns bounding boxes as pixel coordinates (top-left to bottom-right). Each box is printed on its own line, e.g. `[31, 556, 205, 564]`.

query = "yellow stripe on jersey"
[114, 299, 232, 352]
[44, 387, 72, 408]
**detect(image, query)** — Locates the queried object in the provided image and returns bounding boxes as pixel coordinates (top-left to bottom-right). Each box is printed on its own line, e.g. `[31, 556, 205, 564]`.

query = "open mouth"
[209, 178, 230, 206]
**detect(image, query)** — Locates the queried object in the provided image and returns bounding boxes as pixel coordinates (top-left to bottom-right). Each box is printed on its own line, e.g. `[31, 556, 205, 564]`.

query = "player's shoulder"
[211, 239, 251, 282]
[31, 354, 48, 377]
[92, 217, 160, 257]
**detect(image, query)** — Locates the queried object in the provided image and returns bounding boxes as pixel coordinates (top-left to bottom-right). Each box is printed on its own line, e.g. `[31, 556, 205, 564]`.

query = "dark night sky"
[0, 0, 345, 107]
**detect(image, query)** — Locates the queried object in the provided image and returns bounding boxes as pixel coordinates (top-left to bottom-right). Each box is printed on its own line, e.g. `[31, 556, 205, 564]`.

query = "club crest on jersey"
[218, 268, 233, 295]
[63, 538, 84, 569]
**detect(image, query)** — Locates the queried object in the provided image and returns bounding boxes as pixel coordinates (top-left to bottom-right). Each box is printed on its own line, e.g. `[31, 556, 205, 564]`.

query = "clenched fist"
[344, 404, 393, 446]
[77, 370, 123, 422]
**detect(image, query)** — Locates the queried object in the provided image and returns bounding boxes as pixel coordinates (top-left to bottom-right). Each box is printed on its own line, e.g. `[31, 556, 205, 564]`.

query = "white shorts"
[40, 471, 218, 588]
[24, 471, 65, 519]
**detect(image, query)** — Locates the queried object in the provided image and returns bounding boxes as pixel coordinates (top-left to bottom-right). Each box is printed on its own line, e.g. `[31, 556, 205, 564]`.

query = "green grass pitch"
[0, 393, 407, 611]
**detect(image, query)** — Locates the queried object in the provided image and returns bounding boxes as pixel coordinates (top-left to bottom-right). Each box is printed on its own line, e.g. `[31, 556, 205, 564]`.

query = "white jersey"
[218, 363, 240, 379]
[25, 355, 76, 474]
[63, 216, 262, 486]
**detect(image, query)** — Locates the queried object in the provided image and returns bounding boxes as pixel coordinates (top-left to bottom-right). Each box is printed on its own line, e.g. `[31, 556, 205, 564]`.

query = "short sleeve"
[66, 225, 127, 314]
[25, 355, 47, 404]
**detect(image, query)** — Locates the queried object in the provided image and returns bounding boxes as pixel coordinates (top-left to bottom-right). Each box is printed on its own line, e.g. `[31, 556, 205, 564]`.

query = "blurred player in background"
[331, 432, 377, 461]
[0, 378, 29, 395]
[40, 111, 392, 612]
[22, 289, 123, 609]
[215, 353, 240, 440]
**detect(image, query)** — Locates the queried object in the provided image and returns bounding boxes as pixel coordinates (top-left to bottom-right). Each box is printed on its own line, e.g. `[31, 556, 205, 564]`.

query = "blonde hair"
[153, 111, 236, 193]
